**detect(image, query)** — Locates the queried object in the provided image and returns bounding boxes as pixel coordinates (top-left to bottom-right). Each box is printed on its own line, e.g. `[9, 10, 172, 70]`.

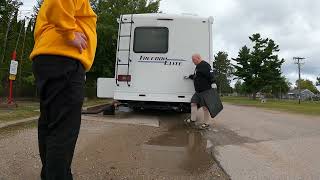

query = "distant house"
[287, 89, 315, 100]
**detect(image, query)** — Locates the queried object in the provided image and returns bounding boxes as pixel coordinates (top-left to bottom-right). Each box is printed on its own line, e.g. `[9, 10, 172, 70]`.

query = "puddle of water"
[141, 127, 214, 174]
[117, 106, 132, 113]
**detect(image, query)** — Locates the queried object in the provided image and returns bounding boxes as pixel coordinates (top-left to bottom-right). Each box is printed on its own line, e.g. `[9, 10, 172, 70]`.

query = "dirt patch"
[0, 113, 229, 180]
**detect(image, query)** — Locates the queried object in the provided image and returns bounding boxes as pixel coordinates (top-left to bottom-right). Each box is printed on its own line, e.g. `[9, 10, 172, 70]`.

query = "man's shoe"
[184, 117, 196, 127]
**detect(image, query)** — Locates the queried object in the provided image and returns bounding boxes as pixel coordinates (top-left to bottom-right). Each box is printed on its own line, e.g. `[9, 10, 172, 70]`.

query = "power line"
[293, 57, 306, 104]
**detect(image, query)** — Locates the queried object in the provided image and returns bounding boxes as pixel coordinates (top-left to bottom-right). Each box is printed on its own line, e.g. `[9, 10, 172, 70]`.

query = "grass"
[0, 101, 39, 123]
[0, 98, 110, 123]
[222, 96, 320, 116]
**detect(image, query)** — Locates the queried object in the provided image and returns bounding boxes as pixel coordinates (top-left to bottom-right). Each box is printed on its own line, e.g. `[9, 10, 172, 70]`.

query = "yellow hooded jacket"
[30, 0, 97, 71]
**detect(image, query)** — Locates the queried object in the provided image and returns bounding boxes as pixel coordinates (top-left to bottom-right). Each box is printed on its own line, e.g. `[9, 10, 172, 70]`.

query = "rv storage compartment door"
[97, 78, 115, 98]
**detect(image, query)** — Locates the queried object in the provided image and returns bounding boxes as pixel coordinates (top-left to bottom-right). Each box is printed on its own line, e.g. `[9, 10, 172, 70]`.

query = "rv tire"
[103, 105, 116, 115]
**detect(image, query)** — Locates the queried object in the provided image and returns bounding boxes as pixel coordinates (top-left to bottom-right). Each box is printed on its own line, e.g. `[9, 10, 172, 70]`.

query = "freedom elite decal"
[138, 56, 187, 66]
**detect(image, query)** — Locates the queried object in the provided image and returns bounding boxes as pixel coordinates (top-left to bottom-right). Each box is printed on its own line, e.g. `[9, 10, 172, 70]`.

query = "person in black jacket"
[185, 54, 215, 130]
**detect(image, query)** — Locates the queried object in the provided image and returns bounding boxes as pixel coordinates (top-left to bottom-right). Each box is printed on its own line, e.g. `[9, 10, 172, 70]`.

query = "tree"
[234, 80, 248, 95]
[0, 0, 37, 97]
[1, 0, 161, 98]
[296, 79, 319, 94]
[213, 51, 233, 94]
[32, 0, 42, 20]
[233, 33, 285, 99]
[234, 80, 242, 94]
[261, 76, 291, 98]
[273, 77, 291, 98]
[0, 0, 23, 97]
[0, 0, 22, 63]
[317, 77, 320, 86]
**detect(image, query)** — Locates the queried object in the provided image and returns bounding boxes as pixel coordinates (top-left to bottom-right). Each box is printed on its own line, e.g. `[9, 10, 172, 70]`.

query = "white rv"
[97, 13, 214, 113]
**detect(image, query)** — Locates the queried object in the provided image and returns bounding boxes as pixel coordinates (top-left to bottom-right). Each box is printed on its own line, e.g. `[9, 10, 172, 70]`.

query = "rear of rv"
[98, 14, 213, 111]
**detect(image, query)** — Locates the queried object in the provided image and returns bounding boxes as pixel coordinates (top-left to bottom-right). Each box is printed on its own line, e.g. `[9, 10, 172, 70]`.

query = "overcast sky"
[21, 0, 319, 88]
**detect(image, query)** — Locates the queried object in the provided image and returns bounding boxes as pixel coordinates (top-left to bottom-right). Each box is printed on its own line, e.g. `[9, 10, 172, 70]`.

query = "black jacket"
[189, 61, 215, 93]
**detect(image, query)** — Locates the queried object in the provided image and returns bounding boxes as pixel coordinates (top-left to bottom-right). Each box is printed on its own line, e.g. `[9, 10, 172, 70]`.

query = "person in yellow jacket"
[30, 0, 97, 179]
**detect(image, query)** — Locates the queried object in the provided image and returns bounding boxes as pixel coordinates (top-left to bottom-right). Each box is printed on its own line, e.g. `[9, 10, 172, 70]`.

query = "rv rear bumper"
[118, 100, 191, 112]
[114, 92, 193, 103]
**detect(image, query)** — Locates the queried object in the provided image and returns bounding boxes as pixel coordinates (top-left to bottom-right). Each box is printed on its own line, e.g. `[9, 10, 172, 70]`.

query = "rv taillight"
[118, 75, 131, 82]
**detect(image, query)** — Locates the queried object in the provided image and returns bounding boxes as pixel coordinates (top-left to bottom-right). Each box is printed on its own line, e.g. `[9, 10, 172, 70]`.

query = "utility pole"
[279, 65, 282, 100]
[293, 57, 306, 104]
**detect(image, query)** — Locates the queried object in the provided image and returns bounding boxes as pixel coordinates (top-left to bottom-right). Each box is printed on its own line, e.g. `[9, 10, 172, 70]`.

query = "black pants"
[32, 55, 85, 180]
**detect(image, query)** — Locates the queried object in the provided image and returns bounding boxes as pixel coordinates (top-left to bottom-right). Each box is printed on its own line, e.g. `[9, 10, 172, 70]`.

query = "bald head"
[192, 54, 203, 65]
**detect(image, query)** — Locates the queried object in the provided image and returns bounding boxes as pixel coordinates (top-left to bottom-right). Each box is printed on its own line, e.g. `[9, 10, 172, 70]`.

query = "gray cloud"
[160, 0, 320, 88]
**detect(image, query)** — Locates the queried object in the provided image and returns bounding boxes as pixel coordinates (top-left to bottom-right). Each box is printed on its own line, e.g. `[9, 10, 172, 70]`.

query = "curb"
[0, 116, 38, 129]
[82, 103, 111, 111]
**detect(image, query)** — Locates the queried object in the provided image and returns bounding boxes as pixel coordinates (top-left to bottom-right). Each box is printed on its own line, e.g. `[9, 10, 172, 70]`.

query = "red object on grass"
[8, 50, 17, 105]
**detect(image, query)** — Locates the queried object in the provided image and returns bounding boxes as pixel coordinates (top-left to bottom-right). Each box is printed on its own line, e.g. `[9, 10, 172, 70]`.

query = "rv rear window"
[134, 27, 169, 53]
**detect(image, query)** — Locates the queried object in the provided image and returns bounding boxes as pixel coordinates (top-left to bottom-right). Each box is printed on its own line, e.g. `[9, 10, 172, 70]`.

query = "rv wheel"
[132, 107, 143, 112]
[182, 105, 191, 113]
[103, 105, 115, 115]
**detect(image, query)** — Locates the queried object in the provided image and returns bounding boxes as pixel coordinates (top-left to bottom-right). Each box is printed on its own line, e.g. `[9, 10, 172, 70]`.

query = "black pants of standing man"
[32, 55, 85, 180]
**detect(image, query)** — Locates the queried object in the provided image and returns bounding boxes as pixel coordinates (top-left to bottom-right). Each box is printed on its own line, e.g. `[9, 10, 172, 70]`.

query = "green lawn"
[0, 98, 110, 123]
[0, 101, 39, 123]
[222, 96, 320, 116]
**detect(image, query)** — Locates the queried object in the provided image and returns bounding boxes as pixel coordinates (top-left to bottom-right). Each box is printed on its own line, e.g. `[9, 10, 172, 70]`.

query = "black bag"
[200, 88, 223, 118]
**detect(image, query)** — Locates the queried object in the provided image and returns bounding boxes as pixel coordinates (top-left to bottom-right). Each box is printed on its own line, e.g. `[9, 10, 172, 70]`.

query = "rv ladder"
[115, 14, 134, 87]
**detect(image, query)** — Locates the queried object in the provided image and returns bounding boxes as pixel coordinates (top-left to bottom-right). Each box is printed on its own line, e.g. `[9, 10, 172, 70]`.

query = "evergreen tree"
[233, 33, 285, 99]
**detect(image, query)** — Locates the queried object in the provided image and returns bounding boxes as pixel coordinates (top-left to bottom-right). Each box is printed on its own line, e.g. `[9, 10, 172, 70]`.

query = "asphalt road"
[212, 104, 320, 180]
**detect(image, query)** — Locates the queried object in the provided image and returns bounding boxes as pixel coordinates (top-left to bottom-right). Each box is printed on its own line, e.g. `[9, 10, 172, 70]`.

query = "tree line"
[0, 0, 35, 97]
[216, 33, 319, 99]
[0, 0, 318, 99]
[0, 0, 161, 98]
